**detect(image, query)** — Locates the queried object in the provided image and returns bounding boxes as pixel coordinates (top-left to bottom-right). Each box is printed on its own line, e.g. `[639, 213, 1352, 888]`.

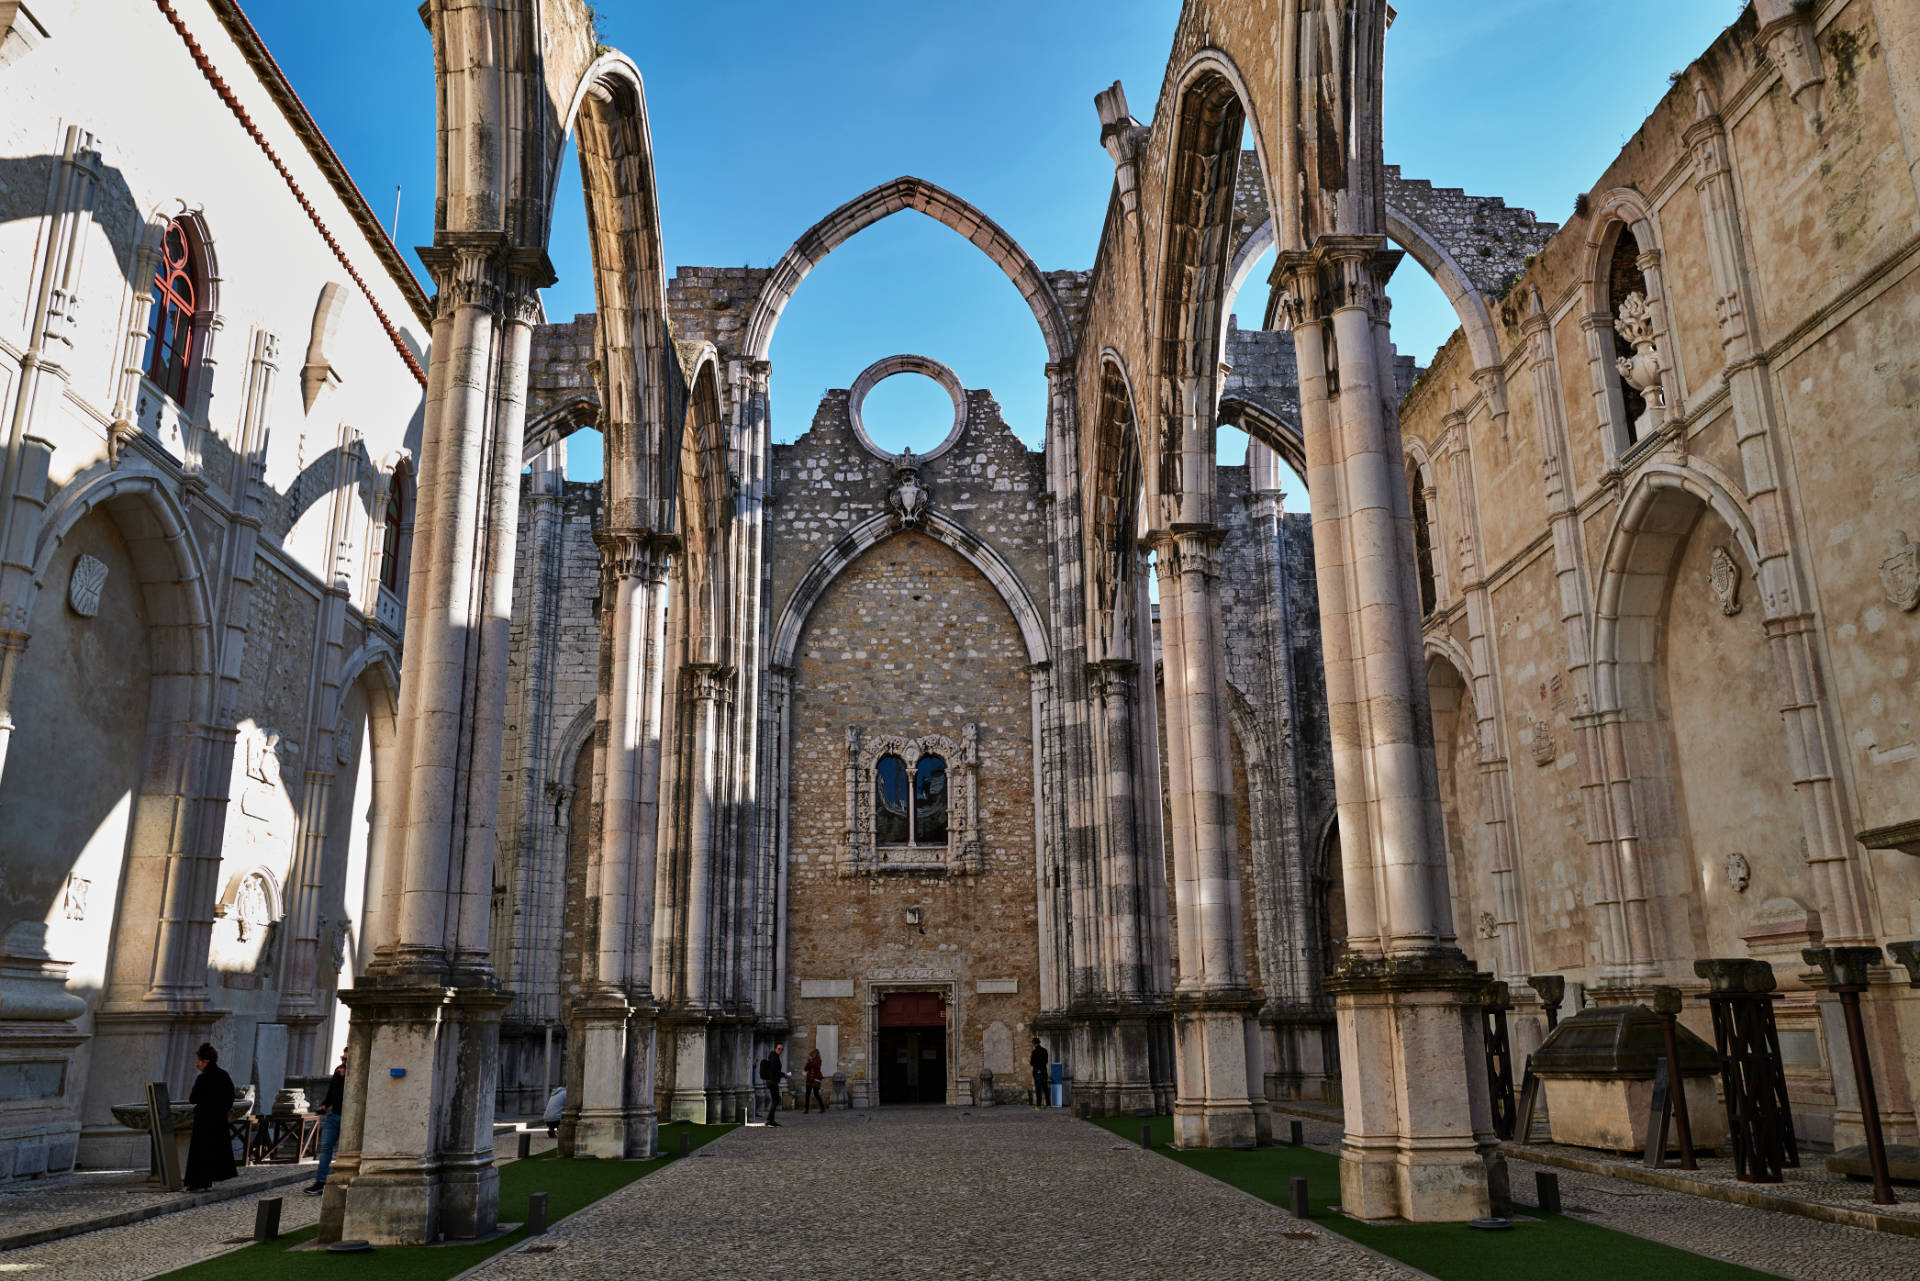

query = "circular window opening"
[859, 371, 959, 457]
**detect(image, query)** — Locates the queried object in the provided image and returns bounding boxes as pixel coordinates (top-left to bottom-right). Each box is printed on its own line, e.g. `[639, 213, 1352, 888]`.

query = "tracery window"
[380, 470, 406, 592]
[845, 729, 978, 875]
[142, 218, 201, 403]
[1409, 462, 1437, 618]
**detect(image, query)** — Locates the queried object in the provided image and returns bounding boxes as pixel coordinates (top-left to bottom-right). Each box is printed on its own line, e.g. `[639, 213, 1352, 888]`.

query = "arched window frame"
[1581, 194, 1683, 466]
[367, 452, 413, 629]
[129, 210, 221, 433]
[845, 726, 980, 876]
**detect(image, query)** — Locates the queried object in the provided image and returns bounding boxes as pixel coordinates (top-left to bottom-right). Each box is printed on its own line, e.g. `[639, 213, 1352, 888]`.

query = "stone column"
[566, 529, 667, 1157]
[322, 241, 544, 1247]
[1151, 526, 1265, 1150]
[1282, 240, 1492, 1222]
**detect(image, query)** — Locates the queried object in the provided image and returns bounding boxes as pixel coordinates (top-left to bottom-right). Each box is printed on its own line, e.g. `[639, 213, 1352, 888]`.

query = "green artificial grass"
[1091, 1115, 1780, 1281]
[158, 1122, 734, 1281]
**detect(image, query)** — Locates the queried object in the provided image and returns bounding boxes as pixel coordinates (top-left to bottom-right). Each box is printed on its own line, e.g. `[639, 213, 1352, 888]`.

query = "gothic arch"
[1590, 460, 1762, 721]
[523, 395, 602, 463]
[676, 349, 729, 664]
[1216, 395, 1306, 483]
[743, 176, 1071, 365]
[1227, 209, 1505, 374]
[1580, 187, 1682, 454]
[769, 512, 1050, 670]
[1086, 352, 1145, 661]
[1149, 61, 1249, 527]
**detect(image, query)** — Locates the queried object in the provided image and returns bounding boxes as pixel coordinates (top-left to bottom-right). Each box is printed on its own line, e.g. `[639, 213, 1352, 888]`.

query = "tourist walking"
[305, 1049, 347, 1194]
[183, 1043, 237, 1192]
[760, 1042, 786, 1126]
[802, 1048, 825, 1113]
[542, 1085, 566, 1137]
[1030, 1037, 1049, 1110]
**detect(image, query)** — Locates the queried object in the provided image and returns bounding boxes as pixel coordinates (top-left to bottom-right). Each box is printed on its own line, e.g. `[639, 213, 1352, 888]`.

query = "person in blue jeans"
[305, 1050, 347, 1194]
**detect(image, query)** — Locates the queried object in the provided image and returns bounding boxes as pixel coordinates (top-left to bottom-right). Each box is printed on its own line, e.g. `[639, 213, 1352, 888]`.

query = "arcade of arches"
[2, 0, 1919, 1251]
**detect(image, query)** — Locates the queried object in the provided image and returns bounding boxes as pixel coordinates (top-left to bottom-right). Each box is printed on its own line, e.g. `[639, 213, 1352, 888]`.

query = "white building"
[0, 0, 424, 1171]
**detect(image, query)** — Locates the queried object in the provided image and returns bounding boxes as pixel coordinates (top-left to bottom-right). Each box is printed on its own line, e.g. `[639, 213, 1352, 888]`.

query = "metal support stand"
[1695, 959, 1797, 1183]
[1651, 986, 1697, 1170]
[1804, 947, 1896, 1205]
[1482, 981, 1516, 1141]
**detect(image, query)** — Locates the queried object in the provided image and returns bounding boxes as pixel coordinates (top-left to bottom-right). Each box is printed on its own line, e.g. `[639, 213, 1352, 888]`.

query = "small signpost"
[144, 1081, 183, 1191]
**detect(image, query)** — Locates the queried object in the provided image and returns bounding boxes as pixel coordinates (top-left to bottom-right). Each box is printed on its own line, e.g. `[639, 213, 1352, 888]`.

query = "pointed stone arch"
[743, 176, 1071, 365]
[770, 512, 1050, 671]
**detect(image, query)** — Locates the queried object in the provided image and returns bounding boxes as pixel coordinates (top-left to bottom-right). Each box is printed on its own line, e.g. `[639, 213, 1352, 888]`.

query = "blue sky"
[250, 1, 1741, 498]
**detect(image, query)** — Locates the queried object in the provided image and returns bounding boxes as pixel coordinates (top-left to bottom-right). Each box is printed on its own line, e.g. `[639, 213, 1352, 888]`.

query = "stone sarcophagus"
[1529, 1005, 1727, 1153]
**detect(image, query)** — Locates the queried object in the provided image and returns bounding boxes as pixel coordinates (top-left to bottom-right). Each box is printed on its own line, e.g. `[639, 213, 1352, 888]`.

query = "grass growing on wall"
[157, 1123, 735, 1281]
[1090, 1115, 1780, 1281]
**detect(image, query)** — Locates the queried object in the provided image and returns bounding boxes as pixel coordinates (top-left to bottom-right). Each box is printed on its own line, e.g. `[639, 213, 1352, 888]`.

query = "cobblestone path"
[470, 1107, 1416, 1281]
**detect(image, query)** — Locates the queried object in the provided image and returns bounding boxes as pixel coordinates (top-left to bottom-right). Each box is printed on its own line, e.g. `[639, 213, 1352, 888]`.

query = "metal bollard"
[517, 1131, 531, 1160]
[1288, 1119, 1303, 1146]
[527, 1191, 549, 1235]
[1535, 1171, 1561, 1215]
[679, 1129, 691, 1160]
[253, 1197, 283, 1242]
[1288, 1177, 1310, 1219]
[1139, 1123, 1152, 1149]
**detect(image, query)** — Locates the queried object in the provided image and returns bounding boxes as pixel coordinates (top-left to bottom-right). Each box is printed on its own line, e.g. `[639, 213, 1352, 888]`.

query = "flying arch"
[743, 176, 1071, 365]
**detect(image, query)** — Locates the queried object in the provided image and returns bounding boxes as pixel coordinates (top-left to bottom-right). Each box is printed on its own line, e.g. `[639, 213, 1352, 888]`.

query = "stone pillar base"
[659, 1013, 731, 1123]
[1067, 1003, 1166, 1116]
[323, 975, 510, 1246]
[1261, 1005, 1340, 1103]
[563, 994, 656, 1159]
[1170, 989, 1265, 1149]
[1328, 954, 1493, 1223]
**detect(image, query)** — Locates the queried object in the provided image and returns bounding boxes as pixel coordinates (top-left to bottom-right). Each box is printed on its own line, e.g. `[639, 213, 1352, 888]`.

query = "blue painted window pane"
[875, 754, 910, 845]
[914, 755, 947, 846]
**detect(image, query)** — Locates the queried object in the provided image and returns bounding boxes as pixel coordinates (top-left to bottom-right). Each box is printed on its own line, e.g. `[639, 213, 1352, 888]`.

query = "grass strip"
[1090, 1115, 1779, 1281]
[156, 1122, 735, 1281]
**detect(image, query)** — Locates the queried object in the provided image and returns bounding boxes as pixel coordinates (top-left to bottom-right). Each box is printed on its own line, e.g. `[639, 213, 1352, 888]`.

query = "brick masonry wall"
[784, 530, 1040, 1103]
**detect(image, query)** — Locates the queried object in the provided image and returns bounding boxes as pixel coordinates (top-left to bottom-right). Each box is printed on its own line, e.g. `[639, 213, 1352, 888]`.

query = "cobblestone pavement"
[1508, 1139, 1920, 1222]
[469, 1107, 1418, 1281]
[1284, 1114, 1920, 1281]
[0, 1129, 558, 1280]
[0, 1160, 310, 1246]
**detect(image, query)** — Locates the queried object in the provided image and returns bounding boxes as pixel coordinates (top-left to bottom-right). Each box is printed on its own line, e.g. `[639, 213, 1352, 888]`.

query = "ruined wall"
[782, 531, 1039, 1105]
[1395, 0, 1920, 1144]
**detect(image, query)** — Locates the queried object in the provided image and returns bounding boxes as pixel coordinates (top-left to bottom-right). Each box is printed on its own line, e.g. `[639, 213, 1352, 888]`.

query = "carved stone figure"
[1708, 545, 1742, 616]
[1613, 290, 1665, 435]
[887, 453, 929, 526]
[1724, 851, 1752, 894]
[1881, 530, 1920, 612]
[60, 876, 89, 921]
[67, 553, 107, 618]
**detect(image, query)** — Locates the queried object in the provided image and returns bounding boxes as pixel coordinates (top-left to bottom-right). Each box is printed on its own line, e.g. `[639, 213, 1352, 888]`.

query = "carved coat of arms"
[1881, 530, 1920, 613]
[68, 554, 107, 618]
[888, 454, 929, 527]
[1708, 545, 1742, 616]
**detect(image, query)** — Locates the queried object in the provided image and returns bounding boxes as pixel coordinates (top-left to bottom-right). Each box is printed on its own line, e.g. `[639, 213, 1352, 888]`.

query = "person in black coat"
[183, 1043, 238, 1192]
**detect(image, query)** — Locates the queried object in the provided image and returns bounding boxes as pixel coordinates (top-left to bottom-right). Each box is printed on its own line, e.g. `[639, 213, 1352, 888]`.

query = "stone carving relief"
[67, 554, 107, 618]
[332, 705, 358, 766]
[887, 453, 930, 527]
[1708, 545, 1742, 616]
[1613, 291, 1665, 438]
[1880, 530, 1920, 613]
[1529, 720, 1555, 767]
[60, 876, 88, 921]
[1724, 851, 1752, 894]
[1477, 911, 1499, 941]
[843, 724, 981, 877]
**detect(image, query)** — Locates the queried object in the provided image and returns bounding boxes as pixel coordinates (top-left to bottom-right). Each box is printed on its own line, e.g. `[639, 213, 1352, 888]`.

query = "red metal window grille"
[143, 220, 199, 403]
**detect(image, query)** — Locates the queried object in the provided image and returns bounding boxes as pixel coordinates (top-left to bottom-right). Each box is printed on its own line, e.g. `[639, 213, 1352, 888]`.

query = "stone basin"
[110, 1084, 256, 1131]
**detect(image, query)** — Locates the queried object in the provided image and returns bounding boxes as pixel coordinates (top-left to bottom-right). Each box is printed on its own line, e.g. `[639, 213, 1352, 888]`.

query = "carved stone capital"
[1150, 526, 1225, 584]
[1089, 659, 1137, 706]
[684, 662, 735, 705]
[594, 528, 670, 583]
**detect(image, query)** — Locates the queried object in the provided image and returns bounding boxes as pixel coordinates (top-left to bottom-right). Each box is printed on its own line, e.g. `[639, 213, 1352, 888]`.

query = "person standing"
[760, 1042, 786, 1127]
[183, 1043, 238, 1192]
[1029, 1037, 1049, 1110]
[304, 1049, 347, 1194]
[802, 1048, 825, 1114]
